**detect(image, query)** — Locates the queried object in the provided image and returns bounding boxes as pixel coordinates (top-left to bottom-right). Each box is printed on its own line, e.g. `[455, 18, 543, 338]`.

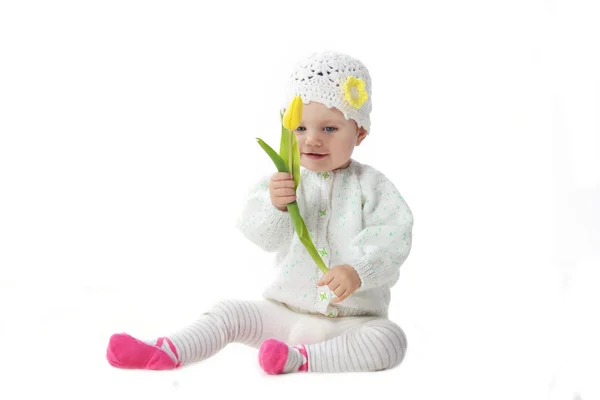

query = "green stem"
[256, 138, 329, 273]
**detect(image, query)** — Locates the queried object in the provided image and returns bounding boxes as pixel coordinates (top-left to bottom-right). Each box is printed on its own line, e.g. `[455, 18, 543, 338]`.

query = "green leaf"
[256, 138, 288, 173]
[298, 218, 329, 274]
[288, 203, 328, 274]
[286, 202, 305, 239]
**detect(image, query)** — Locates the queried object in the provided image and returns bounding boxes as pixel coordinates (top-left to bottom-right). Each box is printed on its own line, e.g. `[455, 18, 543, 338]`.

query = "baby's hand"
[269, 172, 296, 211]
[317, 264, 362, 303]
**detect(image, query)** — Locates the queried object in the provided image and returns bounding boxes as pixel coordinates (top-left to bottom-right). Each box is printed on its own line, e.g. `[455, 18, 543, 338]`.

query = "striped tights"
[106, 298, 407, 373]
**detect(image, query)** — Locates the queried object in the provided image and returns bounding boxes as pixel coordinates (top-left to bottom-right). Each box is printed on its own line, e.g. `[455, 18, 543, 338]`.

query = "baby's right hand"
[269, 172, 296, 211]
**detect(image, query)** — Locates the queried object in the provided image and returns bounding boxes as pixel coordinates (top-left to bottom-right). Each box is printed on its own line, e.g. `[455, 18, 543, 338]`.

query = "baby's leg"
[106, 298, 300, 370]
[306, 318, 407, 373]
[258, 317, 407, 374]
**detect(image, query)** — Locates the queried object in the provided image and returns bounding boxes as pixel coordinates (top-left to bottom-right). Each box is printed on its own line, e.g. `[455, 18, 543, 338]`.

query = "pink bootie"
[258, 338, 308, 374]
[106, 333, 180, 370]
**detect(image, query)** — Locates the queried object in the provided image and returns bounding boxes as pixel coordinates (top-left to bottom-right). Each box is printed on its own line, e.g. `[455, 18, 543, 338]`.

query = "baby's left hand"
[317, 264, 362, 303]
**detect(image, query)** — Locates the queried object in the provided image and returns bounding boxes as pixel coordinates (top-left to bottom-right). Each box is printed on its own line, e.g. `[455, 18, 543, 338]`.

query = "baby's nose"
[305, 133, 322, 146]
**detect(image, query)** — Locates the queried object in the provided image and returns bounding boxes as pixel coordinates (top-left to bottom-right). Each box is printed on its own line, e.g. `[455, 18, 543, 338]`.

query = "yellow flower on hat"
[343, 76, 368, 109]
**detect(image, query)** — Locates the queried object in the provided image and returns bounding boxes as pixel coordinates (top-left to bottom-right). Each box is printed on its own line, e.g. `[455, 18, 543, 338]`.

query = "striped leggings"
[165, 298, 407, 373]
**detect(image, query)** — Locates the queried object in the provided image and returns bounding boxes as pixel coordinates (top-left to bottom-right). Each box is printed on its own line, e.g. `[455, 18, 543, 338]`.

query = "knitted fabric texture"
[282, 51, 373, 134]
[235, 159, 413, 318]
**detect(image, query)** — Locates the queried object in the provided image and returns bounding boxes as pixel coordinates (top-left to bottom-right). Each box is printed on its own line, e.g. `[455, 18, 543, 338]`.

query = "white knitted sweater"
[235, 159, 413, 318]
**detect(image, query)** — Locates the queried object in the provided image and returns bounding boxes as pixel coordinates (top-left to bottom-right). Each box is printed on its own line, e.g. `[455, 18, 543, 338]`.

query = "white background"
[0, 1, 598, 399]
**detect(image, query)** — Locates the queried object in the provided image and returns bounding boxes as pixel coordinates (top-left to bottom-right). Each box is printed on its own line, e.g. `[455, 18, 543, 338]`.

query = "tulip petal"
[282, 95, 303, 131]
[282, 99, 293, 131]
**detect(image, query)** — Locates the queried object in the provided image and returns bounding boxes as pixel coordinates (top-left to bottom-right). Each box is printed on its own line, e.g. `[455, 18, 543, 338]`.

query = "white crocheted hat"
[282, 51, 373, 133]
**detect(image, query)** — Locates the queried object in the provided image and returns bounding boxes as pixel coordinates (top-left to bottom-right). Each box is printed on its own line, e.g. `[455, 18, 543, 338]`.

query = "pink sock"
[258, 338, 308, 374]
[106, 333, 181, 370]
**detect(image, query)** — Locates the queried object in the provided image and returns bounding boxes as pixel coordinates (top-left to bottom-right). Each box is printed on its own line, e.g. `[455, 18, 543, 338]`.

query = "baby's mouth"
[303, 153, 328, 159]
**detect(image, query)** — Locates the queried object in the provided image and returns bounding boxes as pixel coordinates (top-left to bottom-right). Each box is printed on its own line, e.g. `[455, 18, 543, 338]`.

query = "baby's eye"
[296, 126, 306, 132]
[324, 127, 337, 133]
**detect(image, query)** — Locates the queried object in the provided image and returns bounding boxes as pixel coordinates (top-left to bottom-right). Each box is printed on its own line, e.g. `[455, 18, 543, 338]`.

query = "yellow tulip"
[282, 95, 303, 131]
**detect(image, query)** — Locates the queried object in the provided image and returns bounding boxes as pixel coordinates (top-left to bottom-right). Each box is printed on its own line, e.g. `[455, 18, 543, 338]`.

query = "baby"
[106, 51, 414, 374]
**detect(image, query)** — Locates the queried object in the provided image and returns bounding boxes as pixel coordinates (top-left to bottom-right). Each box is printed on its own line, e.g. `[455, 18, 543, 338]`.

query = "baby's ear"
[356, 127, 368, 145]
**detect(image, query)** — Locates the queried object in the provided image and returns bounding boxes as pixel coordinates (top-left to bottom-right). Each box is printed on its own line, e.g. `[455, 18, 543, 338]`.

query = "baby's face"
[293, 101, 367, 172]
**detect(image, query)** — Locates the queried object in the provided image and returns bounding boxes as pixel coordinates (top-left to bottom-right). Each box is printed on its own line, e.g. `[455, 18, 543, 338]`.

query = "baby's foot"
[106, 333, 181, 370]
[258, 338, 308, 374]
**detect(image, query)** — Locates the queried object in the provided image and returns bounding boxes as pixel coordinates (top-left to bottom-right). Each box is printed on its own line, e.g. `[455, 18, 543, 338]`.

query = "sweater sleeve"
[348, 170, 414, 291]
[235, 174, 294, 253]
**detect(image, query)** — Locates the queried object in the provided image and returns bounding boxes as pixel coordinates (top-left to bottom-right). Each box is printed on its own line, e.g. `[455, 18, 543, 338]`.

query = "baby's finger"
[272, 179, 296, 189]
[272, 173, 294, 181]
[318, 271, 334, 286]
[276, 195, 296, 205]
[329, 280, 341, 292]
[333, 285, 345, 297]
[332, 289, 348, 303]
[275, 187, 295, 197]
